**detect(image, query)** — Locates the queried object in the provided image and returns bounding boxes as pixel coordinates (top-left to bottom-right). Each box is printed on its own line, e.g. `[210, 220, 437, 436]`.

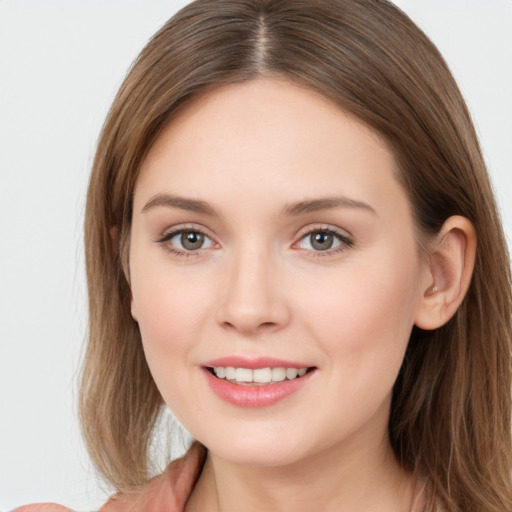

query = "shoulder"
[101, 441, 206, 512]
[13, 505, 73, 512]
[12, 443, 206, 512]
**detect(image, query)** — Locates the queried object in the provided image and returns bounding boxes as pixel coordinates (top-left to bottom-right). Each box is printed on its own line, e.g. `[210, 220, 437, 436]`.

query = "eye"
[158, 229, 215, 253]
[296, 228, 352, 253]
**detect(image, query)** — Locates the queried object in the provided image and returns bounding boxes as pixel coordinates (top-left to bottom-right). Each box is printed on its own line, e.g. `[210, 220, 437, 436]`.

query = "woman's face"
[129, 78, 431, 466]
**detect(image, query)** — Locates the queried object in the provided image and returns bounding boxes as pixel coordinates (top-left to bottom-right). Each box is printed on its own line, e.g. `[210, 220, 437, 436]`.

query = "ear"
[130, 297, 138, 322]
[109, 226, 118, 239]
[111, 225, 138, 321]
[414, 216, 476, 330]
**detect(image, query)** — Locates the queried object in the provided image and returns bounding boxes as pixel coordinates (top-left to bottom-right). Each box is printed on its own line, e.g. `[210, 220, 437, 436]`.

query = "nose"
[215, 246, 291, 335]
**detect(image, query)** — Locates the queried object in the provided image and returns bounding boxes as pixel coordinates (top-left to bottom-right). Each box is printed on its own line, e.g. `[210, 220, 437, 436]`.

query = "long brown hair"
[80, 1, 512, 509]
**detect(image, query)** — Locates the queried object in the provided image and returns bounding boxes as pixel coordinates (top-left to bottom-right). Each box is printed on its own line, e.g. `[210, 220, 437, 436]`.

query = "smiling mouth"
[207, 366, 316, 385]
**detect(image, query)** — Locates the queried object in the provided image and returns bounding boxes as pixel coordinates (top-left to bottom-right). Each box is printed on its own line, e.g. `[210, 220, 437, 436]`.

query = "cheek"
[297, 250, 421, 382]
[130, 252, 213, 369]
[130, 260, 218, 416]
[289, 255, 421, 446]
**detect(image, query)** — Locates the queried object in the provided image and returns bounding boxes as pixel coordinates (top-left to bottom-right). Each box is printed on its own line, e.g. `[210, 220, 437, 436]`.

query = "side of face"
[128, 78, 435, 466]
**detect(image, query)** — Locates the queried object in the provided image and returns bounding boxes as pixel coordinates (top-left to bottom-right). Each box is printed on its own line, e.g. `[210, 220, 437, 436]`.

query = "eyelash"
[156, 226, 216, 258]
[295, 227, 354, 258]
[156, 226, 354, 258]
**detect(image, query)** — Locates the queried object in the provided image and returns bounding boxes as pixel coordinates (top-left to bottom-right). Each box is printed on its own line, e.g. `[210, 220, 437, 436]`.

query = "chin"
[208, 437, 308, 467]
[187, 416, 321, 467]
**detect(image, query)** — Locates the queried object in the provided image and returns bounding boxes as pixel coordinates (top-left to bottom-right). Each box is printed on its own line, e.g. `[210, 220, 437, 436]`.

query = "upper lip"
[202, 356, 314, 370]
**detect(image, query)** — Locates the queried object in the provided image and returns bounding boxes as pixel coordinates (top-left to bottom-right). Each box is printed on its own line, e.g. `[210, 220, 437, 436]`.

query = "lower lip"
[202, 368, 315, 408]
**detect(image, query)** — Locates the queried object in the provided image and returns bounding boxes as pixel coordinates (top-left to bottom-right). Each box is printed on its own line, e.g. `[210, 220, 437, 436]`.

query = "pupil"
[311, 232, 333, 251]
[181, 231, 204, 250]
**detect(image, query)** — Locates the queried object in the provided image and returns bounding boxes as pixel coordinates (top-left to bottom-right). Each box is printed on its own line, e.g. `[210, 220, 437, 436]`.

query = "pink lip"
[203, 356, 311, 369]
[201, 357, 316, 408]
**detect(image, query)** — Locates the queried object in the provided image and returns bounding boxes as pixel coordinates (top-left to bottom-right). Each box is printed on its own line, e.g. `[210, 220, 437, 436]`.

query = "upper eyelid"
[295, 224, 352, 240]
[156, 223, 216, 242]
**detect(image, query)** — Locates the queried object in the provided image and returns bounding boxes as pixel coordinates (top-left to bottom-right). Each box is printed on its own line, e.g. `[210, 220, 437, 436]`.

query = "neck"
[186, 429, 415, 512]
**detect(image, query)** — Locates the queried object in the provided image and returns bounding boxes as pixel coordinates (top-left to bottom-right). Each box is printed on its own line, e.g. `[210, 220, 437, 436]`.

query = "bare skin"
[185, 400, 416, 512]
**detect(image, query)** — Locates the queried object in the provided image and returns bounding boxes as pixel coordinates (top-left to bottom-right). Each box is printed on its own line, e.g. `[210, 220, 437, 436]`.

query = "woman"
[17, 0, 512, 511]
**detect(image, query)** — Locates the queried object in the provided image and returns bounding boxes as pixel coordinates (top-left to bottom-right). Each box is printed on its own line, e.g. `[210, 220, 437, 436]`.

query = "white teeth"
[286, 368, 298, 380]
[253, 368, 272, 383]
[212, 366, 310, 384]
[214, 367, 226, 378]
[235, 368, 253, 382]
[271, 367, 286, 382]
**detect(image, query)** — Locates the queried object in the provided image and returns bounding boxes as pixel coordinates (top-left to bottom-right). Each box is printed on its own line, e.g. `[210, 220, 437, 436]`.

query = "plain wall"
[1, 1, 511, 509]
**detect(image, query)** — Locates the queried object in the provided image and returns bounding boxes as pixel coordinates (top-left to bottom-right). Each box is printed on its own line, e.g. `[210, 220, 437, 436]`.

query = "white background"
[1, 1, 511, 510]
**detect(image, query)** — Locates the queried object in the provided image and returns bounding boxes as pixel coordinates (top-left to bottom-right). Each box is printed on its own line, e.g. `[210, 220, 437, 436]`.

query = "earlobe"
[131, 298, 138, 322]
[111, 224, 138, 321]
[414, 216, 477, 330]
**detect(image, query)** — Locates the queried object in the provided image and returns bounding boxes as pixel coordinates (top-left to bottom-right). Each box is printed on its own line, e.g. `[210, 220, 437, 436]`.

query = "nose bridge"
[217, 241, 289, 333]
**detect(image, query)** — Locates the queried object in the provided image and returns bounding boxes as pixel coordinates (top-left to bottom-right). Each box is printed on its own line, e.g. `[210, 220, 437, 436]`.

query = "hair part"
[80, 1, 512, 510]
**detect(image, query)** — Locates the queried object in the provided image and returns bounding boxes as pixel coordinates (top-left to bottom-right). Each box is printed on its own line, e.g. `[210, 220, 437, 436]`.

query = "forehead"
[144, 78, 390, 166]
[134, 78, 407, 220]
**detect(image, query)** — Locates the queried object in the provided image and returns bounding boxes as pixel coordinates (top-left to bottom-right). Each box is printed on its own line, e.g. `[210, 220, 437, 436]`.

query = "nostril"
[219, 318, 279, 334]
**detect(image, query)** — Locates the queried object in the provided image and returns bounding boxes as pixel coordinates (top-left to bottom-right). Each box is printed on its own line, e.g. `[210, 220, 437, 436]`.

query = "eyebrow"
[281, 197, 377, 217]
[141, 193, 376, 217]
[141, 194, 218, 216]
